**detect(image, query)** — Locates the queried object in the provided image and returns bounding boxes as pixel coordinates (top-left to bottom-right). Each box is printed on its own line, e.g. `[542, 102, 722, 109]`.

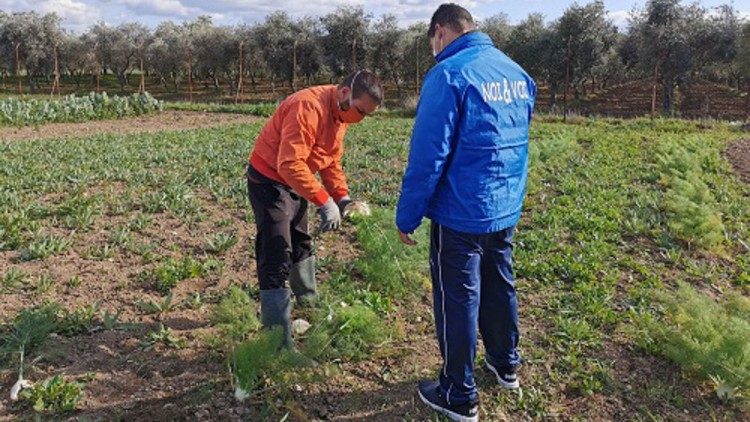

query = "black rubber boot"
[289, 256, 316, 306]
[259, 288, 293, 348]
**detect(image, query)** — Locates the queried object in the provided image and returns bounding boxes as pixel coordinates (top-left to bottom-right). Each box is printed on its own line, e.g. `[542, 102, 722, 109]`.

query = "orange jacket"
[249, 85, 349, 207]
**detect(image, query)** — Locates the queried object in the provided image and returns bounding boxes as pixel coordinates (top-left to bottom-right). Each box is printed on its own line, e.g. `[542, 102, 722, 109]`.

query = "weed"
[0, 303, 60, 368]
[57, 303, 100, 336]
[209, 286, 260, 345]
[66, 275, 82, 289]
[135, 292, 177, 318]
[20, 235, 71, 261]
[143, 256, 219, 294]
[653, 283, 750, 404]
[206, 232, 238, 255]
[85, 243, 116, 260]
[1, 267, 28, 292]
[232, 328, 309, 397]
[35, 273, 56, 294]
[101, 309, 123, 330]
[20, 374, 83, 414]
[110, 225, 132, 246]
[141, 323, 186, 351]
[184, 292, 204, 310]
[317, 303, 388, 361]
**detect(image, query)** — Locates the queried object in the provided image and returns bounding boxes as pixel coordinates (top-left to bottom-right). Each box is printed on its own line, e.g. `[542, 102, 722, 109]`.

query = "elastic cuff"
[334, 194, 351, 204]
[396, 221, 419, 234]
[311, 189, 330, 207]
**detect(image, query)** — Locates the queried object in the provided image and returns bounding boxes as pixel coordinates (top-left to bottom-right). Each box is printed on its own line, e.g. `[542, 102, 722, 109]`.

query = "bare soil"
[726, 139, 750, 184]
[0, 111, 258, 142]
[0, 184, 392, 421]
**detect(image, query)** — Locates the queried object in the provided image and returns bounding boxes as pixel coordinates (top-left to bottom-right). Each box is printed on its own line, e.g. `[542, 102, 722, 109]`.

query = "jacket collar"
[435, 31, 493, 63]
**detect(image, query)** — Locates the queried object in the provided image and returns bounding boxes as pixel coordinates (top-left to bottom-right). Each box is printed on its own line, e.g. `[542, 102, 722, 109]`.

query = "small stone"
[292, 319, 311, 335]
[343, 201, 371, 218]
[234, 386, 249, 401]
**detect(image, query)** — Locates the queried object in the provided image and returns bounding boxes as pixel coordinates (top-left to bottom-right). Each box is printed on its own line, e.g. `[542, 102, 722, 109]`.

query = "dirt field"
[0, 111, 259, 142]
[726, 139, 750, 184]
[1, 114, 748, 421]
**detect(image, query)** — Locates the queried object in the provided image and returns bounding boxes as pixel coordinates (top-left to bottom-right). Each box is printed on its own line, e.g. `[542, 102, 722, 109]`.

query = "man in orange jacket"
[247, 70, 383, 347]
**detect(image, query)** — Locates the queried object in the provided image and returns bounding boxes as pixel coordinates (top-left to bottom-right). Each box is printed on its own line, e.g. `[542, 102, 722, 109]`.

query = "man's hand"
[337, 196, 353, 214]
[398, 230, 417, 246]
[318, 198, 341, 232]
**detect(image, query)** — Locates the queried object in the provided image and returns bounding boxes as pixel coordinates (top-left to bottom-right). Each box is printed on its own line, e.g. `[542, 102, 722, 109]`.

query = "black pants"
[247, 165, 312, 290]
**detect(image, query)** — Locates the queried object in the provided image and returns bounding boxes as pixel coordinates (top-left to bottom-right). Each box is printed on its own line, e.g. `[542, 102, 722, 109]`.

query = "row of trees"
[0, 0, 748, 112]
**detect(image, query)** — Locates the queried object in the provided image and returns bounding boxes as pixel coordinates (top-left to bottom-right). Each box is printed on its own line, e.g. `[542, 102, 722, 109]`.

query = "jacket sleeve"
[396, 68, 462, 233]
[318, 125, 349, 202]
[319, 159, 349, 202]
[276, 101, 330, 206]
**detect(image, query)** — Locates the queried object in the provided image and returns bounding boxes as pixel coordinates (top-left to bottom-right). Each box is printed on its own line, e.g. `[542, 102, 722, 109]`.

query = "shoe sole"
[418, 389, 479, 422]
[485, 362, 520, 390]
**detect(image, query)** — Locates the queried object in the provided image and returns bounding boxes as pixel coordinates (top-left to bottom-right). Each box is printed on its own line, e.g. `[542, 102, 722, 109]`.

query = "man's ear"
[338, 85, 351, 100]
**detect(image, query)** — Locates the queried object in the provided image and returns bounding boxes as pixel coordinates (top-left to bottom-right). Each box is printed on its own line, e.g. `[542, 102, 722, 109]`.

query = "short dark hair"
[340, 70, 384, 105]
[428, 3, 475, 37]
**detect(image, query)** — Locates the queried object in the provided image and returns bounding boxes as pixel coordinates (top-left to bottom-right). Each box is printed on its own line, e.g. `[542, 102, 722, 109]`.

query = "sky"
[0, 0, 748, 33]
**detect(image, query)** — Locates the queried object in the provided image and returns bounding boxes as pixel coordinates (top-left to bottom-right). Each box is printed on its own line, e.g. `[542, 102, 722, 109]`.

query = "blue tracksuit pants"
[429, 222, 521, 405]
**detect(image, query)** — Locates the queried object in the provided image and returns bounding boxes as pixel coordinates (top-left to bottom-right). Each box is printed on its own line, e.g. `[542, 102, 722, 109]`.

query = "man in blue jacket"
[396, 4, 536, 421]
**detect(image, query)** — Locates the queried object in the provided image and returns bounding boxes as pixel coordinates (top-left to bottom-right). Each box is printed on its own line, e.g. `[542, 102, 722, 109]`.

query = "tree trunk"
[139, 54, 145, 93]
[117, 71, 127, 92]
[662, 80, 673, 115]
[188, 49, 193, 102]
[563, 62, 570, 120]
[651, 64, 658, 118]
[235, 41, 244, 104]
[550, 89, 557, 108]
[563, 39, 571, 121]
[351, 38, 356, 72]
[415, 37, 420, 95]
[96, 65, 101, 93]
[50, 46, 60, 97]
[292, 40, 298, 91]
[15, 43, 22, 95]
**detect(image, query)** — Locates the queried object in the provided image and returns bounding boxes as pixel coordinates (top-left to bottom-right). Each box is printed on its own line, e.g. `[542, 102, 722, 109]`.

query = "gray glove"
[337, 196, 352, 214]
[317, 197, 341, 232]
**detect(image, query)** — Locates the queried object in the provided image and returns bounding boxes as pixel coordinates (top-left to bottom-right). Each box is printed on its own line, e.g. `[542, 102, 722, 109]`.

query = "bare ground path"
[0, 111, 259, 142]
[726, 139, 750, 184]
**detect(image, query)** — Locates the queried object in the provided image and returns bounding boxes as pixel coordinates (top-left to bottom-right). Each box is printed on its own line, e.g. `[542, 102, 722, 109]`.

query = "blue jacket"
[396, 31, 536, 235]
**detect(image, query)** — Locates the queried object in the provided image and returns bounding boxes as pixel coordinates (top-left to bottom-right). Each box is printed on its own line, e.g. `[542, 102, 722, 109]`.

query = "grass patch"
[143, 256, 221, 294]
[209, 285, 261, 345]
[232, 328, 310, 399]
[653, 283, 750, 406]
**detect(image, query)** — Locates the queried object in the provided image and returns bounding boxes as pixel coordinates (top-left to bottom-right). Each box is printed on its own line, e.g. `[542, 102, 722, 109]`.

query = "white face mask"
[432, 34, 443, 58]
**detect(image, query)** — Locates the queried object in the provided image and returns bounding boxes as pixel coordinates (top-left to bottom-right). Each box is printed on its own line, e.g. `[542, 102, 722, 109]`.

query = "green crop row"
[0, 92, 161, 126]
